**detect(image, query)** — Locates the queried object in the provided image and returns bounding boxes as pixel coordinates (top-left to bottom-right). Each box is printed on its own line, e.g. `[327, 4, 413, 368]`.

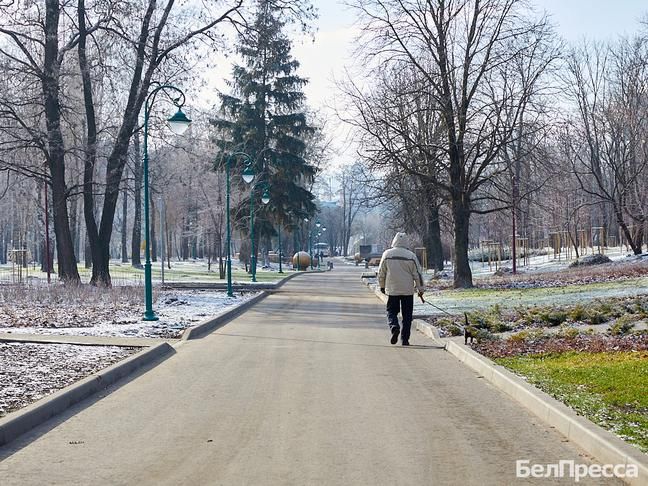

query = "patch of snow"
[0, 290, 260, 339]
[0, 342, 138, 417]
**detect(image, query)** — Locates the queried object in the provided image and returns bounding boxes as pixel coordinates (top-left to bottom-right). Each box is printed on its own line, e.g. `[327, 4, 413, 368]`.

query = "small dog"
[464, 313, 478, 345]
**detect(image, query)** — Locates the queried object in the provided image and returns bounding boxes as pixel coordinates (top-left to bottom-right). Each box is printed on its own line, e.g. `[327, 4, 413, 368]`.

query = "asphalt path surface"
[0, 263, 621, 485]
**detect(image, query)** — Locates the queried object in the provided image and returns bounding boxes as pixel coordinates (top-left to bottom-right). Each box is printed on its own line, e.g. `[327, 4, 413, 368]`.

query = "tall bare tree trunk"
[121, 178, 128, 262]
[427, 205, 444, 271]
[131, 133, 143, 268]
[43, 0, 80, 283]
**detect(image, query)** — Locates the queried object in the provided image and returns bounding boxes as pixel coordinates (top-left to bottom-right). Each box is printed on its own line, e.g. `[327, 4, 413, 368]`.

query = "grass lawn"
[496, 351, 648, 453]
[69, 262, 296, 284]
[426, 276, 648, 313]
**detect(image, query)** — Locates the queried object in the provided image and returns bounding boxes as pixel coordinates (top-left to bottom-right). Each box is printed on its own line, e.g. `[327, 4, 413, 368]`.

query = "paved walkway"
[0, 264, 620, 485]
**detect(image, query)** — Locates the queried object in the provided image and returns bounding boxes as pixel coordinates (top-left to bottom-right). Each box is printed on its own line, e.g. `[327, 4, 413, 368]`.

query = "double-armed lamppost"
[258, 185, 284, 274]
[242, 165, 271, 282]
[301, 217, 310, 271]
[317, 225, 327, 269]
[224, 152, 253, 297]
[276, 222, 284, 274]
[142, 84, 191, 321]
[242, 164, 257, 281]
[310, 220, 321, 269]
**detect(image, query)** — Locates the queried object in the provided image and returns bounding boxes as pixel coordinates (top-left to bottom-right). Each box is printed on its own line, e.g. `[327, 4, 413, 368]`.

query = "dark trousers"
[386, 295, 414, 342]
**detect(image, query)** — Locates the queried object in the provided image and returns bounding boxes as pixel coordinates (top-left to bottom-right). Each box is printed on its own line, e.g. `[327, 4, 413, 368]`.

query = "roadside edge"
[0, 342, 175, 447]
[414, 319, 648, 486]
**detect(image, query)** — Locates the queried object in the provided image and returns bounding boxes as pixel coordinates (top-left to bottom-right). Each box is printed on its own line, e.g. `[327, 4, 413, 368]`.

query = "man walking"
[378, 232, 425, 346]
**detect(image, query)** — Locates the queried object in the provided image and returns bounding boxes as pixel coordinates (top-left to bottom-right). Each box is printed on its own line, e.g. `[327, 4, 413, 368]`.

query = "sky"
[291, 0, 648, 169]
[203, 1, 648, 170]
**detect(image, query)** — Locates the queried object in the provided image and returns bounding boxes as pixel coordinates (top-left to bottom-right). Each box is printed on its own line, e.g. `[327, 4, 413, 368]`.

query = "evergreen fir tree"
[212, 0, 318, 247]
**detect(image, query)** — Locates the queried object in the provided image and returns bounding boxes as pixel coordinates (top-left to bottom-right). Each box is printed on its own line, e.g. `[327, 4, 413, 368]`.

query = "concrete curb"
[414, 318, 442, 342]
[181, 291, 269, 340]
[361, 278, 388, 303]
[415, 320, 647, 486]
[0, 271, 316, 446]
[180, 270, 309, 341]
[0, 342, 175, 447]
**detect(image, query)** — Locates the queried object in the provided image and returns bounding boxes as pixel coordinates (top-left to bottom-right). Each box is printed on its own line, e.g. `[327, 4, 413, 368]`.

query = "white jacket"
[378, 233, 425, 296]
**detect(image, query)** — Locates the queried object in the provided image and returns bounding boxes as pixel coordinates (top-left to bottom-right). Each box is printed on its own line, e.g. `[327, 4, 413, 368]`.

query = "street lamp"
[319, 225, 327, 269]
[142, 84, 191, 321]
[316, 231, 324, 269]
[309, 227, 314, 269]
[300, 217, 309, 271]
[242, 164, 255, 184]
[261, 187, 270, 205]
[224, 151, 253, 298]
[277, 222, 284, 274]
[242, 163, 257, 282]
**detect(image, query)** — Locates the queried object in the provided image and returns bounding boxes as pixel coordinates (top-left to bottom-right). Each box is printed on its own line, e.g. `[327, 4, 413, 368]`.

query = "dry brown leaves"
[473, 333, 648, 359]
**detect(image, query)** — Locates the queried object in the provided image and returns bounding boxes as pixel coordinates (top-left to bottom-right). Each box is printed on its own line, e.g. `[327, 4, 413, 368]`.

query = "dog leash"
[419, 294, 454, 316]
[420, 295, 472, 334]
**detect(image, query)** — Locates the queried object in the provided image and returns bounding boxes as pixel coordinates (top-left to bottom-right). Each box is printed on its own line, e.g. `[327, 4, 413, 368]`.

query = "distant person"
[378, 232, 425, 346]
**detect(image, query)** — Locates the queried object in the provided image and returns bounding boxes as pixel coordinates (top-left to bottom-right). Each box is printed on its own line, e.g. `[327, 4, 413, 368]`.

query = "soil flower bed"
[493, 348, 648, 453]
[430, 295, 648, 337]
[473, 332, 648, 358]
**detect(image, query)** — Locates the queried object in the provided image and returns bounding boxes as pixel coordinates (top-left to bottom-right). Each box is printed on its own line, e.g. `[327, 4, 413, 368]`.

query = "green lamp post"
[277, 223, 283, 274]
[308, 227, 313, 270]
[260, 186, 272, 274]
[224, 151, 253, 298]
[301, 217, 309, 271]
[242, 163, 257, 282]
[311, 220, 321, 269]
[142, 85, 191, 321]
[261, 187, 270, 205]
[318, 225, 327, 269]
[316, 232, 322, 269]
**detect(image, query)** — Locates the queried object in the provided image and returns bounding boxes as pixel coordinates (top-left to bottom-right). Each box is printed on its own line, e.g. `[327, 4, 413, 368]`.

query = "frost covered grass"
[0, 286, 259, 338]
[0, 283, 149, 306]
[0, 342, 139, 417]
[420, 275, 648, 318]
[0, 260, 294, 285]
[0, 285, 261, 417]
[495, 351, 648, 453]
[0, 285, 150, 332]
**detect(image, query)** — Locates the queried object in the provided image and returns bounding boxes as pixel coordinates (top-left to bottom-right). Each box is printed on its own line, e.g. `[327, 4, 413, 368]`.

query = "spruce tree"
[213, 0, 318, 256]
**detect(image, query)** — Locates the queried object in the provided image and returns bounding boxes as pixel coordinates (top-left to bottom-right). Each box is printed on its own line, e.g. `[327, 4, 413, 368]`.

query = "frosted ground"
[0, 288, 260, 339]
[3, 253, 646, 418]
[0, 343, 138, 417]
[0, 287, 261, 416]
[357, 248, 647, 313]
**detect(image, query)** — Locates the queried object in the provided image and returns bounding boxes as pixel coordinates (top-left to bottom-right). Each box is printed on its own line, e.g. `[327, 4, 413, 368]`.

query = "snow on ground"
[0, 288, 261, 417]
[0, 343, 138, 417]
[0, 289, 261, 339]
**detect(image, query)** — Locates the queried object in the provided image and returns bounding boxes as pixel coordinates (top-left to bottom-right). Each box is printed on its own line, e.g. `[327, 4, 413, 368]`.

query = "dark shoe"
[401, 341, 410, 346]
[390, 327, 400, 345]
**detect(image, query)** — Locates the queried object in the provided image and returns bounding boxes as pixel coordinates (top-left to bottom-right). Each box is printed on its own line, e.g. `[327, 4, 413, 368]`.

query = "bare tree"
[340, 63, 447, 270]
[350, 0, 559, 287]
[565, 37, 648, 255]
